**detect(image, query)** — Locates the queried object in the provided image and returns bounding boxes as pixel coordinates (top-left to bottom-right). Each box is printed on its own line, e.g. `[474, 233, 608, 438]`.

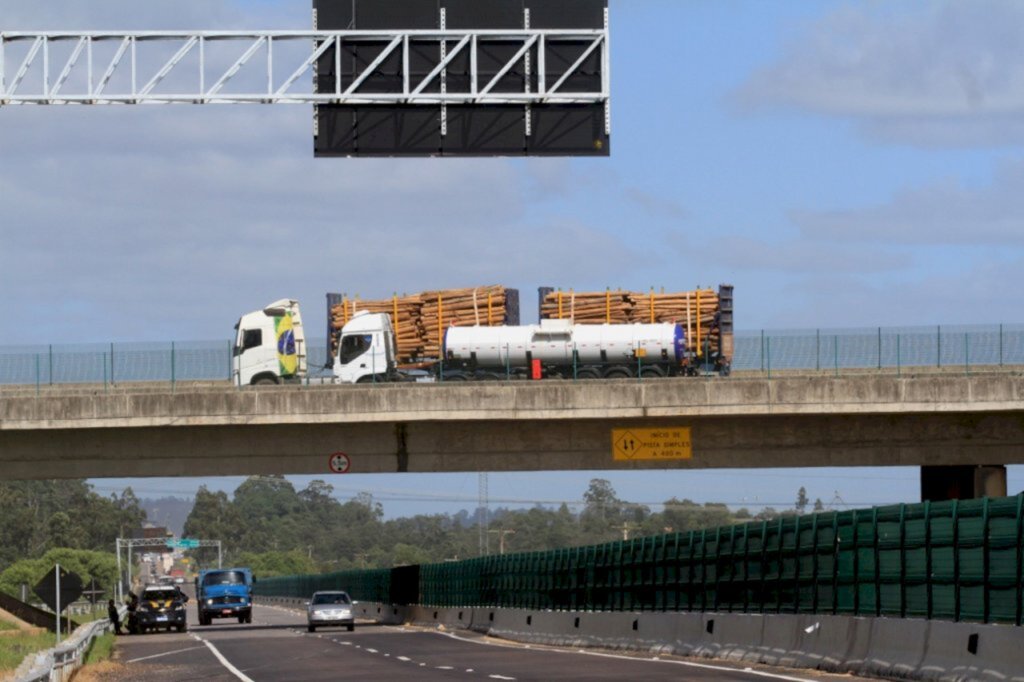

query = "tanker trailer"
[442, 318, 689, 380]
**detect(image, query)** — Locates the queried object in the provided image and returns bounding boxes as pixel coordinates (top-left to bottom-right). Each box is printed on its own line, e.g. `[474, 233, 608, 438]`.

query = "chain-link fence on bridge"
[2, 323, 1024, 387]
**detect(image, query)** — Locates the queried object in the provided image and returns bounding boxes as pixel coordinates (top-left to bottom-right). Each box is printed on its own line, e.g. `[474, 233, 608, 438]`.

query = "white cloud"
[716, 236, 907, 273]
[0, 99, 629, 342]
[624, 187, 688, 221]
[734, 1, 1024, 146]
[791, 158, 1024, 245]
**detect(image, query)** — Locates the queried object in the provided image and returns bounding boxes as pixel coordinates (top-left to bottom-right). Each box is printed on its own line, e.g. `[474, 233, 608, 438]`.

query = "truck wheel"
[603, 367, 632, 379]
[308, 624, 316, 632]
[347, 624, 355, 632]
[178, 624, 188, 633]
[639, 366, 665, 378]
[576, 368, 600, 380]
[238, 616, 246, 624]
[247, 614, 253, 624]
[254, 377, 277, 386]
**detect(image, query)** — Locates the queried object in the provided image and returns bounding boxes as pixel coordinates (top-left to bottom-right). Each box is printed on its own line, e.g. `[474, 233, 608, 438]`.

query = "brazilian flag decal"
[275, 314, 298, 376]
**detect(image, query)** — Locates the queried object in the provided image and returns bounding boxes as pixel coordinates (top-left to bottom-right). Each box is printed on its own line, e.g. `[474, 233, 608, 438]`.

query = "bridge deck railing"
[3, 323, 1024, 386]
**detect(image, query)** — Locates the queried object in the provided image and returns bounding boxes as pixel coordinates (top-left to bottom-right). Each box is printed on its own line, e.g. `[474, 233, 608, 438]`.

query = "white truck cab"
[233, 299, 306, 385]
[333, 311, 397, 384]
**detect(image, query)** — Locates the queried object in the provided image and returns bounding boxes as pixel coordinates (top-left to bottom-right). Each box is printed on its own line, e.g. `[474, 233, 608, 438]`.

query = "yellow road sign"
[612, 427, 692, 461]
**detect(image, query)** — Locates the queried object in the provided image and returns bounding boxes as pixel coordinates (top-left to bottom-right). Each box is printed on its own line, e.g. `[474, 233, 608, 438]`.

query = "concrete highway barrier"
[265, 597, 1024, 682]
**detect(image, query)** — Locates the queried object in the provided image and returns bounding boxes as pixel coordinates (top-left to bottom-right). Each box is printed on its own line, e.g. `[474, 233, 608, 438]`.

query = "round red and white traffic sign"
[328, 452, 351, 474]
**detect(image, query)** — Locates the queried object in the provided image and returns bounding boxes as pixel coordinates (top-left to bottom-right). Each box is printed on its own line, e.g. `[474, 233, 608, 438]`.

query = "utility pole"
[488, 529, 516, 555]
[478, 472, 489, 556]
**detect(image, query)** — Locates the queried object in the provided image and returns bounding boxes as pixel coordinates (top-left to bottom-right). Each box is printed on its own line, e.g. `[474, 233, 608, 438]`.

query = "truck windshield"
[202, 571, 246, 586]
[144, 589, 179, 602]
[340, 334, 372, 364]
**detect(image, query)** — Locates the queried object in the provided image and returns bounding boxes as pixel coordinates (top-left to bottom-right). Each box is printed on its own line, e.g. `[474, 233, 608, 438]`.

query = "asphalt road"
[106, 601, 867, 681]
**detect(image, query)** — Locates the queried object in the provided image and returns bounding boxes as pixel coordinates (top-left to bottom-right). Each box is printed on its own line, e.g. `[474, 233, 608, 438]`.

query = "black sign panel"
[33, 566, 83, 613]
[314, 0, 609, 157]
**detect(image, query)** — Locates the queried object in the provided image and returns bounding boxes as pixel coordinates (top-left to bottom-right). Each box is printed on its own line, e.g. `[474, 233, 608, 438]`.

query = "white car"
[307, 591, 355, 632]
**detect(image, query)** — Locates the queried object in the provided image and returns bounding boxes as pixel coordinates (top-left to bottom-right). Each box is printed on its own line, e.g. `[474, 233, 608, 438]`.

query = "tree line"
[181, 476, 781, 576]
[0, 481, 145, 598]
[0, 477, 821, 595]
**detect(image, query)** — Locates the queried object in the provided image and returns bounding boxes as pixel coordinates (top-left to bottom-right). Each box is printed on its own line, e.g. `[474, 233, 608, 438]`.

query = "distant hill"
[140, 496, 194, 536]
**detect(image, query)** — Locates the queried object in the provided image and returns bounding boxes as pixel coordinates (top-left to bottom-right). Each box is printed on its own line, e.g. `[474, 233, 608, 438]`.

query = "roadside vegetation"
[182, 476, 819, 573]
[0, 630, 52, 677]
[84, 632, 115, 665]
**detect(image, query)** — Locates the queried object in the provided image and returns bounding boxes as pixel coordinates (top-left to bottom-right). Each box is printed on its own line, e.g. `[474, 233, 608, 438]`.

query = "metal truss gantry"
[0, 29, 609, 108]
[115, 537, 221, 602]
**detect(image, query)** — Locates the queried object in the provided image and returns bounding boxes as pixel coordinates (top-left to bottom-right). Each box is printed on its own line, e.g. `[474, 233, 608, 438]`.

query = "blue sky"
[2, 1, 1022, 517]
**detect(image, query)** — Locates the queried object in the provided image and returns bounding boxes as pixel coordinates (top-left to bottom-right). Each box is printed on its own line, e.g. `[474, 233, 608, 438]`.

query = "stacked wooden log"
[420, 285, 510, 356]
[540, 288, 721, 354]
[540, 290, 633, 323]
[330, 294, 426, 361]
[329, 285, 512, 363]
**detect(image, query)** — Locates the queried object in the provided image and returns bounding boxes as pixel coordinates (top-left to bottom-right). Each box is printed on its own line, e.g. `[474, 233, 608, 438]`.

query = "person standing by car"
[107, 599, 122, 635]
[125, 592, 139, 634]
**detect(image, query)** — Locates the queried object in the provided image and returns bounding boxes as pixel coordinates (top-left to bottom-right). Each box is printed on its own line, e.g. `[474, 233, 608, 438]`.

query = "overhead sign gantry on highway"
[0, 0, 610, 157]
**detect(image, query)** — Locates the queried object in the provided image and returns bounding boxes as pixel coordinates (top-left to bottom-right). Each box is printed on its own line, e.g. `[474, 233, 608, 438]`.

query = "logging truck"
[234, 284, 729, 385]
[233, 285, 732, 385]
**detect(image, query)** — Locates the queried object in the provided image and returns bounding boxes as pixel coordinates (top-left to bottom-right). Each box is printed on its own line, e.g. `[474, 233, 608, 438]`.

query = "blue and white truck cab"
[195, 568, 255, 625]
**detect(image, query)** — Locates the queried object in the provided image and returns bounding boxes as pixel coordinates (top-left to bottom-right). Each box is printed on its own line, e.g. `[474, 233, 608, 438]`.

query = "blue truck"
[195, 567, 254, 625]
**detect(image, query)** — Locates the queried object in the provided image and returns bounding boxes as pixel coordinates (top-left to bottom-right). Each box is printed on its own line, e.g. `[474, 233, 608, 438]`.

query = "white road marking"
[189, 634, 255, 682]
[428, 629, 818, 681]
[436, 665, 454, 670]
[489, 676, 516, 680]
[126, 645, 206, 663]
[578, 649, 816, 681]
[397, 656, 412, 661]
[366, 647, 378, 653]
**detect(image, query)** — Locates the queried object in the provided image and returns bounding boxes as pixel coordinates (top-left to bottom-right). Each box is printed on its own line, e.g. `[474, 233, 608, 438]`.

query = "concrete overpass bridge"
[2, 373, 1022, 498]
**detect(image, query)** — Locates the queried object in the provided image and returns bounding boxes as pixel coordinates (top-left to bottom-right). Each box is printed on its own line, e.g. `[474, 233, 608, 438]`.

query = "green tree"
[795, 487, 809, 514]
[580, 479, 624, 540]
[0, 549, 118, 600]
[0, 481, 146, 575]
[235, 550, 316, 578]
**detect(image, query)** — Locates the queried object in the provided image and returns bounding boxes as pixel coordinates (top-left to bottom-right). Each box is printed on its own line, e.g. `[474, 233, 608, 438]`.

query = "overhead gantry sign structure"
[0, 0, 610, 157]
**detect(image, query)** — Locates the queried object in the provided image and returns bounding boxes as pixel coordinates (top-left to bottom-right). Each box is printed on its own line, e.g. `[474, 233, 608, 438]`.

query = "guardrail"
[12, 607, 123, 682]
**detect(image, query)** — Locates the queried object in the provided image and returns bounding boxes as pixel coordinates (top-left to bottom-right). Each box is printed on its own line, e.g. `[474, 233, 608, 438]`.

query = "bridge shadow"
[191, 620, 390, 633]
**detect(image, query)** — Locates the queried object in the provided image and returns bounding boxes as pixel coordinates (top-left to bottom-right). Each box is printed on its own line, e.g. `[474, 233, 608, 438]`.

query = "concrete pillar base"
[920, 465, 1007, 502]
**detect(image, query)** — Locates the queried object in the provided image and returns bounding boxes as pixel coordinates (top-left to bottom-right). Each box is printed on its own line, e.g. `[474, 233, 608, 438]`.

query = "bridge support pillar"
[920, 465, 1007, 502]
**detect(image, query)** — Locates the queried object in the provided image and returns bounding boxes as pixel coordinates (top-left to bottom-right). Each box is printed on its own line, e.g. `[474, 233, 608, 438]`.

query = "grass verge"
[0, 631, 53, 675]
[84, 633, 115, 665]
